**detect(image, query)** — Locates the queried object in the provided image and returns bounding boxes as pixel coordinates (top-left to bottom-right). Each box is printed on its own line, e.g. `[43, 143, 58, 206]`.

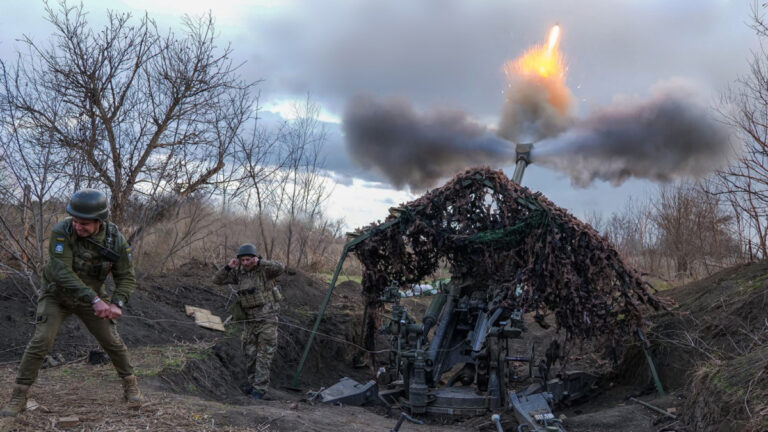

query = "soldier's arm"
[110, 234, 136, 305]
[259, 259, 285, 279]
[43, 228, 98, 303]
[213, 266, 238, 285]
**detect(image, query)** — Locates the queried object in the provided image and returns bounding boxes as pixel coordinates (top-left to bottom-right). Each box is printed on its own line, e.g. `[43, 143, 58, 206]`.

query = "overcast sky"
[0, 0, 760, 230]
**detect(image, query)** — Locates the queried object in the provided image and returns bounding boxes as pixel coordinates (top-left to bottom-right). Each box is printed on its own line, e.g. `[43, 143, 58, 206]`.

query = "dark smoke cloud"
[343, 95, 514, 190]
[531, 81, 734, 186]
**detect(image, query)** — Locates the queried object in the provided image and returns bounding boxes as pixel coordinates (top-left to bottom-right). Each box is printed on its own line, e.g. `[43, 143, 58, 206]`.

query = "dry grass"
[0, 345, 270, 432]
[686, 343, 768, 431]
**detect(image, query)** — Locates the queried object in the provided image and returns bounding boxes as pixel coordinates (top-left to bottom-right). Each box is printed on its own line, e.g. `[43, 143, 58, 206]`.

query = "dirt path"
[0, 345, 474, 432]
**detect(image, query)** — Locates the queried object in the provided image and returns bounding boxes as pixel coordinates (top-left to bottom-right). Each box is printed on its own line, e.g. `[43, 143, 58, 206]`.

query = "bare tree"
[653, 182, 738, 280]
[0, 1, 258, 239]
[601, 195, 658, 273]
[273, 97, 332, 268]
[583, 209, 605, 234]
[716, 3, 768, 260]
[135, 194, 222, 273]
[0, 61, 71, 295]
[233, 96, 289, 259]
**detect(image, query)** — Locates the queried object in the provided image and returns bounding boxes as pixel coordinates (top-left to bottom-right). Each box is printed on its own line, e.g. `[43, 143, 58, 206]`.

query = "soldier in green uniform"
[213, 243, 284, 400]
[0, 189, 142, 417]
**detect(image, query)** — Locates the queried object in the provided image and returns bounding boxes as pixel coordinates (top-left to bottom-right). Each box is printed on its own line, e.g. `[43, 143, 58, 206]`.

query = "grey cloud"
[258, 109, 388, 183]
[322, 170, 354, 187]
[239, 1, 757, 118]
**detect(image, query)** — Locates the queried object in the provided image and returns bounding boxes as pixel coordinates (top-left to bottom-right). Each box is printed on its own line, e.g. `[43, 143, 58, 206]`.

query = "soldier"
[213, 243, 284, 400]
[0, 189, 141, 417]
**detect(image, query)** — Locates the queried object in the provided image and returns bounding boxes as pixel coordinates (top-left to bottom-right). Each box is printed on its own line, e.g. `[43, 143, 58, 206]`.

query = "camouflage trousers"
[16, 292, 134, 386]
[242, 315, 278, 394]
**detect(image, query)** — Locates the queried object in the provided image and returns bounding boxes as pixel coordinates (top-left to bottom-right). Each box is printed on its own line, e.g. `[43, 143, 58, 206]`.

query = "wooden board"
[184, 305, 226, 332]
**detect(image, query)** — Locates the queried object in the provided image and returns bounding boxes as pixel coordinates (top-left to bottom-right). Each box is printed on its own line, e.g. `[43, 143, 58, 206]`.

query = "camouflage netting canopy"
[350, 166, 659, 343]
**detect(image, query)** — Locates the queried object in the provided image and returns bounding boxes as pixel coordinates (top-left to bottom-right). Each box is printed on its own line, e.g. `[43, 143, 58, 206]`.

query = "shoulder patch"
[54, 243, 64, 254]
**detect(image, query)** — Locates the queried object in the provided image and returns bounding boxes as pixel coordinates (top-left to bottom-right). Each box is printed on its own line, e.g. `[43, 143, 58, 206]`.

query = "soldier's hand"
[108, 304, 123, 320]
[228, 258, 239, 269]
[92, 299, 111, 319]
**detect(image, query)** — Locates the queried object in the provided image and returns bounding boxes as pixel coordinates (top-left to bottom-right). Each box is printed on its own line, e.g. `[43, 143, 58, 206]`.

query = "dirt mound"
[618, 260, 768, 431]
[156, 274, 371, 404]
[0, 262, 371, 401]
[0, 262, 227, 363]
[158, 336, 251, 404]
[685, 345, 768, 432]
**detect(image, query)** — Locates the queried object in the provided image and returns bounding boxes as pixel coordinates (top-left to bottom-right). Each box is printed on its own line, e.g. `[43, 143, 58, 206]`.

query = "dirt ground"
[0, 259, 764, 431]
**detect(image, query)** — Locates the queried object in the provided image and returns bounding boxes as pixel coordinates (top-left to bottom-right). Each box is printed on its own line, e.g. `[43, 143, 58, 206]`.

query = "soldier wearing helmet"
[1, 189, 141, 417]
[213, 243, 284, 400]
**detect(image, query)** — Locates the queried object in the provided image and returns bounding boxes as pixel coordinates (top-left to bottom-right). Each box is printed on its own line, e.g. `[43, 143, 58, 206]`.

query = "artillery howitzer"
[372, 277, 596, 431]
[293, 143, 657, 431]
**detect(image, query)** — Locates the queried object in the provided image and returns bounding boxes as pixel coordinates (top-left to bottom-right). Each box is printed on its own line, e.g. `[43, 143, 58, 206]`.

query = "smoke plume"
[497, 70, 574, 144]
[343, 95, 514, 190]
[531, 81, 734, 186]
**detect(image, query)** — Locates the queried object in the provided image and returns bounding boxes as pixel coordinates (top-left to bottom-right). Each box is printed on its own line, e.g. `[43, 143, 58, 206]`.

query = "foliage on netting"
[350, 166, 659, 342]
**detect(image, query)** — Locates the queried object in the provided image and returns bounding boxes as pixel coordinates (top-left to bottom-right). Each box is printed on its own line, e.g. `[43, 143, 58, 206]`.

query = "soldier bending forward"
[1, 189, 141, 417]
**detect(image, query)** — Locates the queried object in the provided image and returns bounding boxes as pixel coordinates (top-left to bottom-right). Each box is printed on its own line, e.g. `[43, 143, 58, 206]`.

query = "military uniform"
[213, 259, 284, 395]
[16, 217, 136, 386]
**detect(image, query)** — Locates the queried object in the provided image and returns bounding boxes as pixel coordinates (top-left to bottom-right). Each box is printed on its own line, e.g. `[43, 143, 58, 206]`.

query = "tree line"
[587, 5, 768, 283]
[0, 2, 346, 295]
[4, 2, 768, 292]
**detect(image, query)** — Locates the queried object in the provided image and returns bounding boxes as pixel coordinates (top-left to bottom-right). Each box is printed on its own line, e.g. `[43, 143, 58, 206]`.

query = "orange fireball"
[498, 24, 573, 142]
[505, 25, 565, 80]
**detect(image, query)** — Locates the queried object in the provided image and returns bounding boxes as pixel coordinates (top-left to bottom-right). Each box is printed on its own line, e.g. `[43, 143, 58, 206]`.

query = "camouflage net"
[351, 166, 659, 345]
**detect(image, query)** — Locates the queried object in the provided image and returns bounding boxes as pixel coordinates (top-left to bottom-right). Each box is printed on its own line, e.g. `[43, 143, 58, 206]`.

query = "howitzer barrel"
[422, 293, 447, 334]
[512, 143, 533, 184]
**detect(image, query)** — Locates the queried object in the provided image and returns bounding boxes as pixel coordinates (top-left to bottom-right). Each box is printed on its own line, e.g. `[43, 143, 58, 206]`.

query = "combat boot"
[0, 384, 30, 417]
[121, 375, 143, 403]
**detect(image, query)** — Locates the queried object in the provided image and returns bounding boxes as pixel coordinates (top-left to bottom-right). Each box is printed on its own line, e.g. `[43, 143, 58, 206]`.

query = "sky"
[0, 0, 760, 230]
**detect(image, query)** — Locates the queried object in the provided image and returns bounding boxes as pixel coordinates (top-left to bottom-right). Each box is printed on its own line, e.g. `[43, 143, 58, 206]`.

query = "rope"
[42, 313, 467, 356]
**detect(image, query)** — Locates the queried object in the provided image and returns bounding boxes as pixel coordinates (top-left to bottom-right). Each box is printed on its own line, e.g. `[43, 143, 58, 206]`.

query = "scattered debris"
[390, 411, 425, 432]
[25, 399, 39, 411]
[42, 353, 66, 368]
[56, 416, 80, 427]
[629, 397, 677, 419]
[306, 387, 326, 404]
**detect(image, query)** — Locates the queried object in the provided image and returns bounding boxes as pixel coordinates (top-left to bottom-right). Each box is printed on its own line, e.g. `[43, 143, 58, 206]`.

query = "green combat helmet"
[237, 243, 259, 257]
[66, 189, 109, 221]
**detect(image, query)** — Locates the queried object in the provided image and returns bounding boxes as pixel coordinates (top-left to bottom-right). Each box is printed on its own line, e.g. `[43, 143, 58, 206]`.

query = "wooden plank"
[184, 305, 226, 332]
[185, 305, 206, 316]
